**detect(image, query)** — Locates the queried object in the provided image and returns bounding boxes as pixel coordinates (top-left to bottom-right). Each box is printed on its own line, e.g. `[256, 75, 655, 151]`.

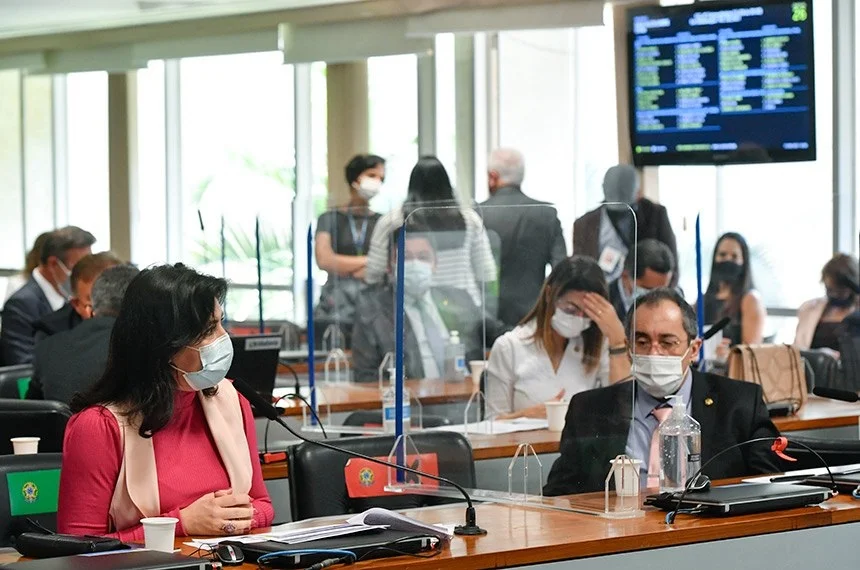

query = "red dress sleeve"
[56, 407, 186, 542]
[238, 394, 275, 529]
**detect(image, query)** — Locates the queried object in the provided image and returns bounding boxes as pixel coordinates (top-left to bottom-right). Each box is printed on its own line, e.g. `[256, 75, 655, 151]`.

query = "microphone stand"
[233, 378, 487, 536]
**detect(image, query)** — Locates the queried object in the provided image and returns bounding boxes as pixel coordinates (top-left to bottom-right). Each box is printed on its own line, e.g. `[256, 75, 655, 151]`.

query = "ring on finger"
[221, 522, 237, 535]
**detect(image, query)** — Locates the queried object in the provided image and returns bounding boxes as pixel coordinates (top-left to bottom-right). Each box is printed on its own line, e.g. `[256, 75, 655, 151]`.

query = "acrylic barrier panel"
[394, 201, 643, 515]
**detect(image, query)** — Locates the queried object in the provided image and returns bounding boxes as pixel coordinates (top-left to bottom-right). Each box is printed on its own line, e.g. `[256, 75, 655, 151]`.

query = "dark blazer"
[479, 186, 567, 327]
[572, 198, 678, 285]
[608, 279, 628, 322]
[352, 284, 508, 382]
[1, 277, 53, 365]
[27, 316, 115, 404]
[33, 304, 82, 344]
[543, 371, 781, 496]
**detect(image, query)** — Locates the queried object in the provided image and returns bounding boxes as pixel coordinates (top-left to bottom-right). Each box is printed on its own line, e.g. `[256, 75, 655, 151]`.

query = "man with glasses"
[543, 288, 780, 496]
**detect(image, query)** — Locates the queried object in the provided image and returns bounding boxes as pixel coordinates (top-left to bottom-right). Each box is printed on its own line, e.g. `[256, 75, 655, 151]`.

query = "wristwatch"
[608, 343, 629, 356]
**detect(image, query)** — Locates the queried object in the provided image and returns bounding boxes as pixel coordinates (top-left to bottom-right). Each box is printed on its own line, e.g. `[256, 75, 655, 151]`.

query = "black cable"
[665, 436, 837, 524]
[277, 359, 302, 395]
[263, 392, 328, 456]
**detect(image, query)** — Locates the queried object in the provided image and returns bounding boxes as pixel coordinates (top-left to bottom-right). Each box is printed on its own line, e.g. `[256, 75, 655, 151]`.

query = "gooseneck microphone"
[702, 317, 731, 341]
[232, 378, 488, 536]
[812, 386, 860, 403]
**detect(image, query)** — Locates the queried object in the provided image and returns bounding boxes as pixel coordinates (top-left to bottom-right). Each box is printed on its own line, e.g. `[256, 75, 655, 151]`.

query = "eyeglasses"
[632, 336, 688, 354]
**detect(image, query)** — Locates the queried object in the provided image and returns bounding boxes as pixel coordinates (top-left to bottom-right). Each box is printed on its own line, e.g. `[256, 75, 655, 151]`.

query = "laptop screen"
[227, 334, 282, 400]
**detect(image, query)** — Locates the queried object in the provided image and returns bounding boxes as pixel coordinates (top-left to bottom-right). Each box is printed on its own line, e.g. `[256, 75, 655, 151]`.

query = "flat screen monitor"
[627, 0, 815, 166]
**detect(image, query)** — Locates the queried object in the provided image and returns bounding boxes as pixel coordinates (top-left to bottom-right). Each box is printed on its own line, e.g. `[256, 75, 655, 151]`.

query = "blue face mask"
[173, 333, 234, 391]
[631, 285, 652, 301]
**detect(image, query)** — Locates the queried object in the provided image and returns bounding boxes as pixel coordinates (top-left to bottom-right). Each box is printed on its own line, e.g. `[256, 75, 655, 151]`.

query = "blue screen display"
[627, 0, 815, 166]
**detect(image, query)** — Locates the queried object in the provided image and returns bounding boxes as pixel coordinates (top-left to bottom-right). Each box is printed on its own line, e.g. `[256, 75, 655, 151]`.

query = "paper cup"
[10, 437, 40, 455]
[609, 458, 643, 497]
[469, 360, 487, 384]
[140, 517, 179, 553]
[544, 401, 568, 432]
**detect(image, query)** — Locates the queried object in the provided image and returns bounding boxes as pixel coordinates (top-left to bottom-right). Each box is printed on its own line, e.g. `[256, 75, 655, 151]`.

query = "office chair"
[0, 364, 34, 399]
[0, 453, 62, 546]
[0, 399, 72, 455]
[838, 333, 860, 392]
[779, 435, 860, 472]
[340, 410, 451, 437]
[287, 431, 475, 521]
[800, 349, 839, 391]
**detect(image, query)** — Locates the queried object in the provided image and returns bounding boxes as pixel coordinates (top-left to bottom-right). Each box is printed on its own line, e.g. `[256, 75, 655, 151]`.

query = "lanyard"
[347, 214, 369, 255]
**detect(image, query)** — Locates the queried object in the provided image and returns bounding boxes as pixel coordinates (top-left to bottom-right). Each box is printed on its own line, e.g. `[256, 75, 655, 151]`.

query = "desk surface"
[4, 496, 859, 569]
[260, 395, 860, 480]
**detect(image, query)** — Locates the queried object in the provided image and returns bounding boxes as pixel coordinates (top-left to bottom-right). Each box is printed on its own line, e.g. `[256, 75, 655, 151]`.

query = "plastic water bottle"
[444, 330, 467, 381]
[382, 383, 411, 434]
[658, 395, 701, 493]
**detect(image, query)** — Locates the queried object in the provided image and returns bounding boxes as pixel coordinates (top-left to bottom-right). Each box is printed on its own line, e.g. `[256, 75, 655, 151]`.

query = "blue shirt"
[625, 369, 694, 482]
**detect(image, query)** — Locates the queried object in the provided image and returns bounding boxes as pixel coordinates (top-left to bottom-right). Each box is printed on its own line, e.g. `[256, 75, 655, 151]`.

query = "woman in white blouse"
[363, 156, 497, 305]
[486, 255, 631, 418]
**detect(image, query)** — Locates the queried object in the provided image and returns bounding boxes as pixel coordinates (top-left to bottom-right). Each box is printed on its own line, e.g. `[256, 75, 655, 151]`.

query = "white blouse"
[485, 321, 610, 416]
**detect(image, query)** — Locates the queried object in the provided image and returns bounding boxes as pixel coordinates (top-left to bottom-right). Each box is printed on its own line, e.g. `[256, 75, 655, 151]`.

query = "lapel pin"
[704, 397, 714, 407]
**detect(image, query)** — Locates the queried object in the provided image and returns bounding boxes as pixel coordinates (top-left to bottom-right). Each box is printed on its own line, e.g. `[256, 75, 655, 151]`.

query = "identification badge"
[598, 246, 624, 273]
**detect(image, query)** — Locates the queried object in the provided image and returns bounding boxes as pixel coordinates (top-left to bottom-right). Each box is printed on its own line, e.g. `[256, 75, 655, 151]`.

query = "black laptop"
[227, 333, 282, 400]
[4, 551, 207, 570]
[225, 528, 437, 568]
[644, 483, 833, 516]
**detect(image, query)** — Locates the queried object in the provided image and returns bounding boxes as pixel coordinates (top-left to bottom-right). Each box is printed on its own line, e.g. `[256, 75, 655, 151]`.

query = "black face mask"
[712, 261, 743, 284]
[826, 290, 855, 308]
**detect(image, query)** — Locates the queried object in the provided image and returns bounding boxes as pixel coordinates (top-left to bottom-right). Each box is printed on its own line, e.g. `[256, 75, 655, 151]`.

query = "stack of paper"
[185, 522, 389, 550]
[347, 507, 454, 541]
[428, 418, 549, 435]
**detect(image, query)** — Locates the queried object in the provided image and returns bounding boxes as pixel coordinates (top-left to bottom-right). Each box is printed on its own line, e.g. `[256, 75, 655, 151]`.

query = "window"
[65, 71, 110, 250]
[178, 52, 296, 322]
[368, 54, 419, 213]
[0, 70, 25, 269]
[498, 23, 619, 248]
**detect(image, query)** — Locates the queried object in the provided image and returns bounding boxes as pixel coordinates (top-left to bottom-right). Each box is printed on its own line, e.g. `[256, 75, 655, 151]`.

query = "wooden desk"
[5, 497, 859, 569]
[276, 378, 478, 417]
[260, 395, 860, 481]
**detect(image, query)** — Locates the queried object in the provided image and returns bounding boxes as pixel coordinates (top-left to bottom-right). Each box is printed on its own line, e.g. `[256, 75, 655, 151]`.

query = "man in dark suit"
[543, 288, 779, 496]
[1, 226, 96, 365]
[33, 251, 122, 343]
[27, 264, 139, 404]
[352, 227, 507, 382]
[572, 165, 678, 285]
[608, 239, 674, 321]
[479, 148, 567, 327]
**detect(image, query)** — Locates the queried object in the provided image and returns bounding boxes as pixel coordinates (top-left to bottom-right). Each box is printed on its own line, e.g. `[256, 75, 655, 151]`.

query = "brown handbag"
[726, 344, 807, 413]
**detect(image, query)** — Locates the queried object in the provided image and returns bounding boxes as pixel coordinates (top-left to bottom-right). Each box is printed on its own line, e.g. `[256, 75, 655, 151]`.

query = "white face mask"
[550, 311, 591, 339]
[402, 259, 433, 299]
[632, 347, 690, 399]
[356, 177, 382, 200]
[172, 333, 234, 391]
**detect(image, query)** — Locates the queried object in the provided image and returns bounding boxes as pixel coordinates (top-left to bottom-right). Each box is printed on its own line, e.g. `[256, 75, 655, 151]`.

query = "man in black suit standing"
[543, 288, 780, 496]
[608, 239, 675, 321]
[479, 148, 567, 327]
[572, 165, 678, 285]
[27, 264, 139, 403]
[1, 226, 96, 365]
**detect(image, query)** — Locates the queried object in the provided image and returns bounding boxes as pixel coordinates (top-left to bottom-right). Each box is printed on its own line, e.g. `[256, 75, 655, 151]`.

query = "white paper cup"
[10, 437, 40, 455]
[140, 517, 179, 553]
[469, 360, 487, 384]
[544, 401, 568, 432]
[609, 458, 643, 497]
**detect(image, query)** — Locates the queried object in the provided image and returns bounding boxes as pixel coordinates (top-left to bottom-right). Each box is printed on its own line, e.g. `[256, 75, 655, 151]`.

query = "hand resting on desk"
[179, 489, 254, 536]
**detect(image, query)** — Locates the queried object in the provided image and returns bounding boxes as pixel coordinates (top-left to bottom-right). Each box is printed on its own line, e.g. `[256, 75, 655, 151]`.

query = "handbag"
[726, 344, 807, 413]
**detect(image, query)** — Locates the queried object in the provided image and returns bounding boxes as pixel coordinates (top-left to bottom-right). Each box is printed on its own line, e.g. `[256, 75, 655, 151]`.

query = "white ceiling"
[0, 0, 362, 39]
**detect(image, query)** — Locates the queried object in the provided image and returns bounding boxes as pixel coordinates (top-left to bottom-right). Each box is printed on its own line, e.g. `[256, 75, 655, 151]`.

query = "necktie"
[647, 405, 673, 488]
[416, 298, 447, 374]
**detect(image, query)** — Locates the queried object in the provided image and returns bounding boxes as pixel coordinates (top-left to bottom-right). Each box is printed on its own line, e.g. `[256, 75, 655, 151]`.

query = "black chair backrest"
[0, 453, 62, 546]
[288, 431, 475, 521]
[799, 349, 839, 391]
[838, 334, 860, 391]
[0, 400, 72, 455]
[341, 411, 451, 434]
[780, 435, 860, 472]
[0, 365, 34, 399]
